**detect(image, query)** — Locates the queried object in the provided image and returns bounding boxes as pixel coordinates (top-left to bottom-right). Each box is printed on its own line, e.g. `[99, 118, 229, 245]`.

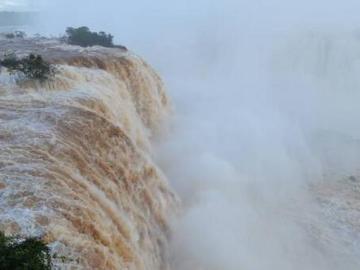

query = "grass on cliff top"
[0, 231, 52, 270]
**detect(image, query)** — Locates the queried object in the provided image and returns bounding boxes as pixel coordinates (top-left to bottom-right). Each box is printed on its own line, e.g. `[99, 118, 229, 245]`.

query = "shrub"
[0, 53, 55, 81]
[0, 232, 52, 270]
[65, 26, 114, 48]
[4, 33, 15, 39]
[15, 31, 26, 38]
[3, 31, 26, 39]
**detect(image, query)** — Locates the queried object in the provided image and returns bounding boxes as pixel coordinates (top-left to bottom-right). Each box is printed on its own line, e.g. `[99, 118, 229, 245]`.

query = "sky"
[0, 0, 28, 11]
[0, 0, 45, 11]
[4, 0, 360, 25]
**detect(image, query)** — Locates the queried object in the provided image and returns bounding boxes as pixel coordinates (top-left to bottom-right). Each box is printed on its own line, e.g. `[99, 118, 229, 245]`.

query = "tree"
[65, 26, 114, 48]
[0, 232, 52, 270]
[4, 31, 26, 39]
[0, 53, 55, 81]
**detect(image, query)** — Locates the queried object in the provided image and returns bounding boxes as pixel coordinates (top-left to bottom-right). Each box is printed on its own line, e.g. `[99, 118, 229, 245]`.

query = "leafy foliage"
[65, 26, 114, 47]
[0, 53, 55, 81]
[4, 31, 26, 39]
[4, 33, 15, 39]
[0, 232, 52, 270]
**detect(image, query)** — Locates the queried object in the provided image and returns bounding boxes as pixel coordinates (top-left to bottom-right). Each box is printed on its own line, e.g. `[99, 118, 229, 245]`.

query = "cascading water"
[0, 38, 178, 270]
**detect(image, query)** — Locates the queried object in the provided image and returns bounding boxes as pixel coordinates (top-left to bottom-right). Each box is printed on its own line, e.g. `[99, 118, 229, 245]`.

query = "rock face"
[0, 38, 178, 269]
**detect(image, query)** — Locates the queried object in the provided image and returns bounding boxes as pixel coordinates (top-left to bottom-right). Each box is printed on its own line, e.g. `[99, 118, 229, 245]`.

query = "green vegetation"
[3, 31, 26, 39]
[65, 26, 114, 47]
[0, 53, 56, 81]
[0, 232, 52, 270]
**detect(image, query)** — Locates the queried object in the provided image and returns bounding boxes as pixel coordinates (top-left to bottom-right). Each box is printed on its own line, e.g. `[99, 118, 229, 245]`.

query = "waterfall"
[0, 38, 178, 270]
